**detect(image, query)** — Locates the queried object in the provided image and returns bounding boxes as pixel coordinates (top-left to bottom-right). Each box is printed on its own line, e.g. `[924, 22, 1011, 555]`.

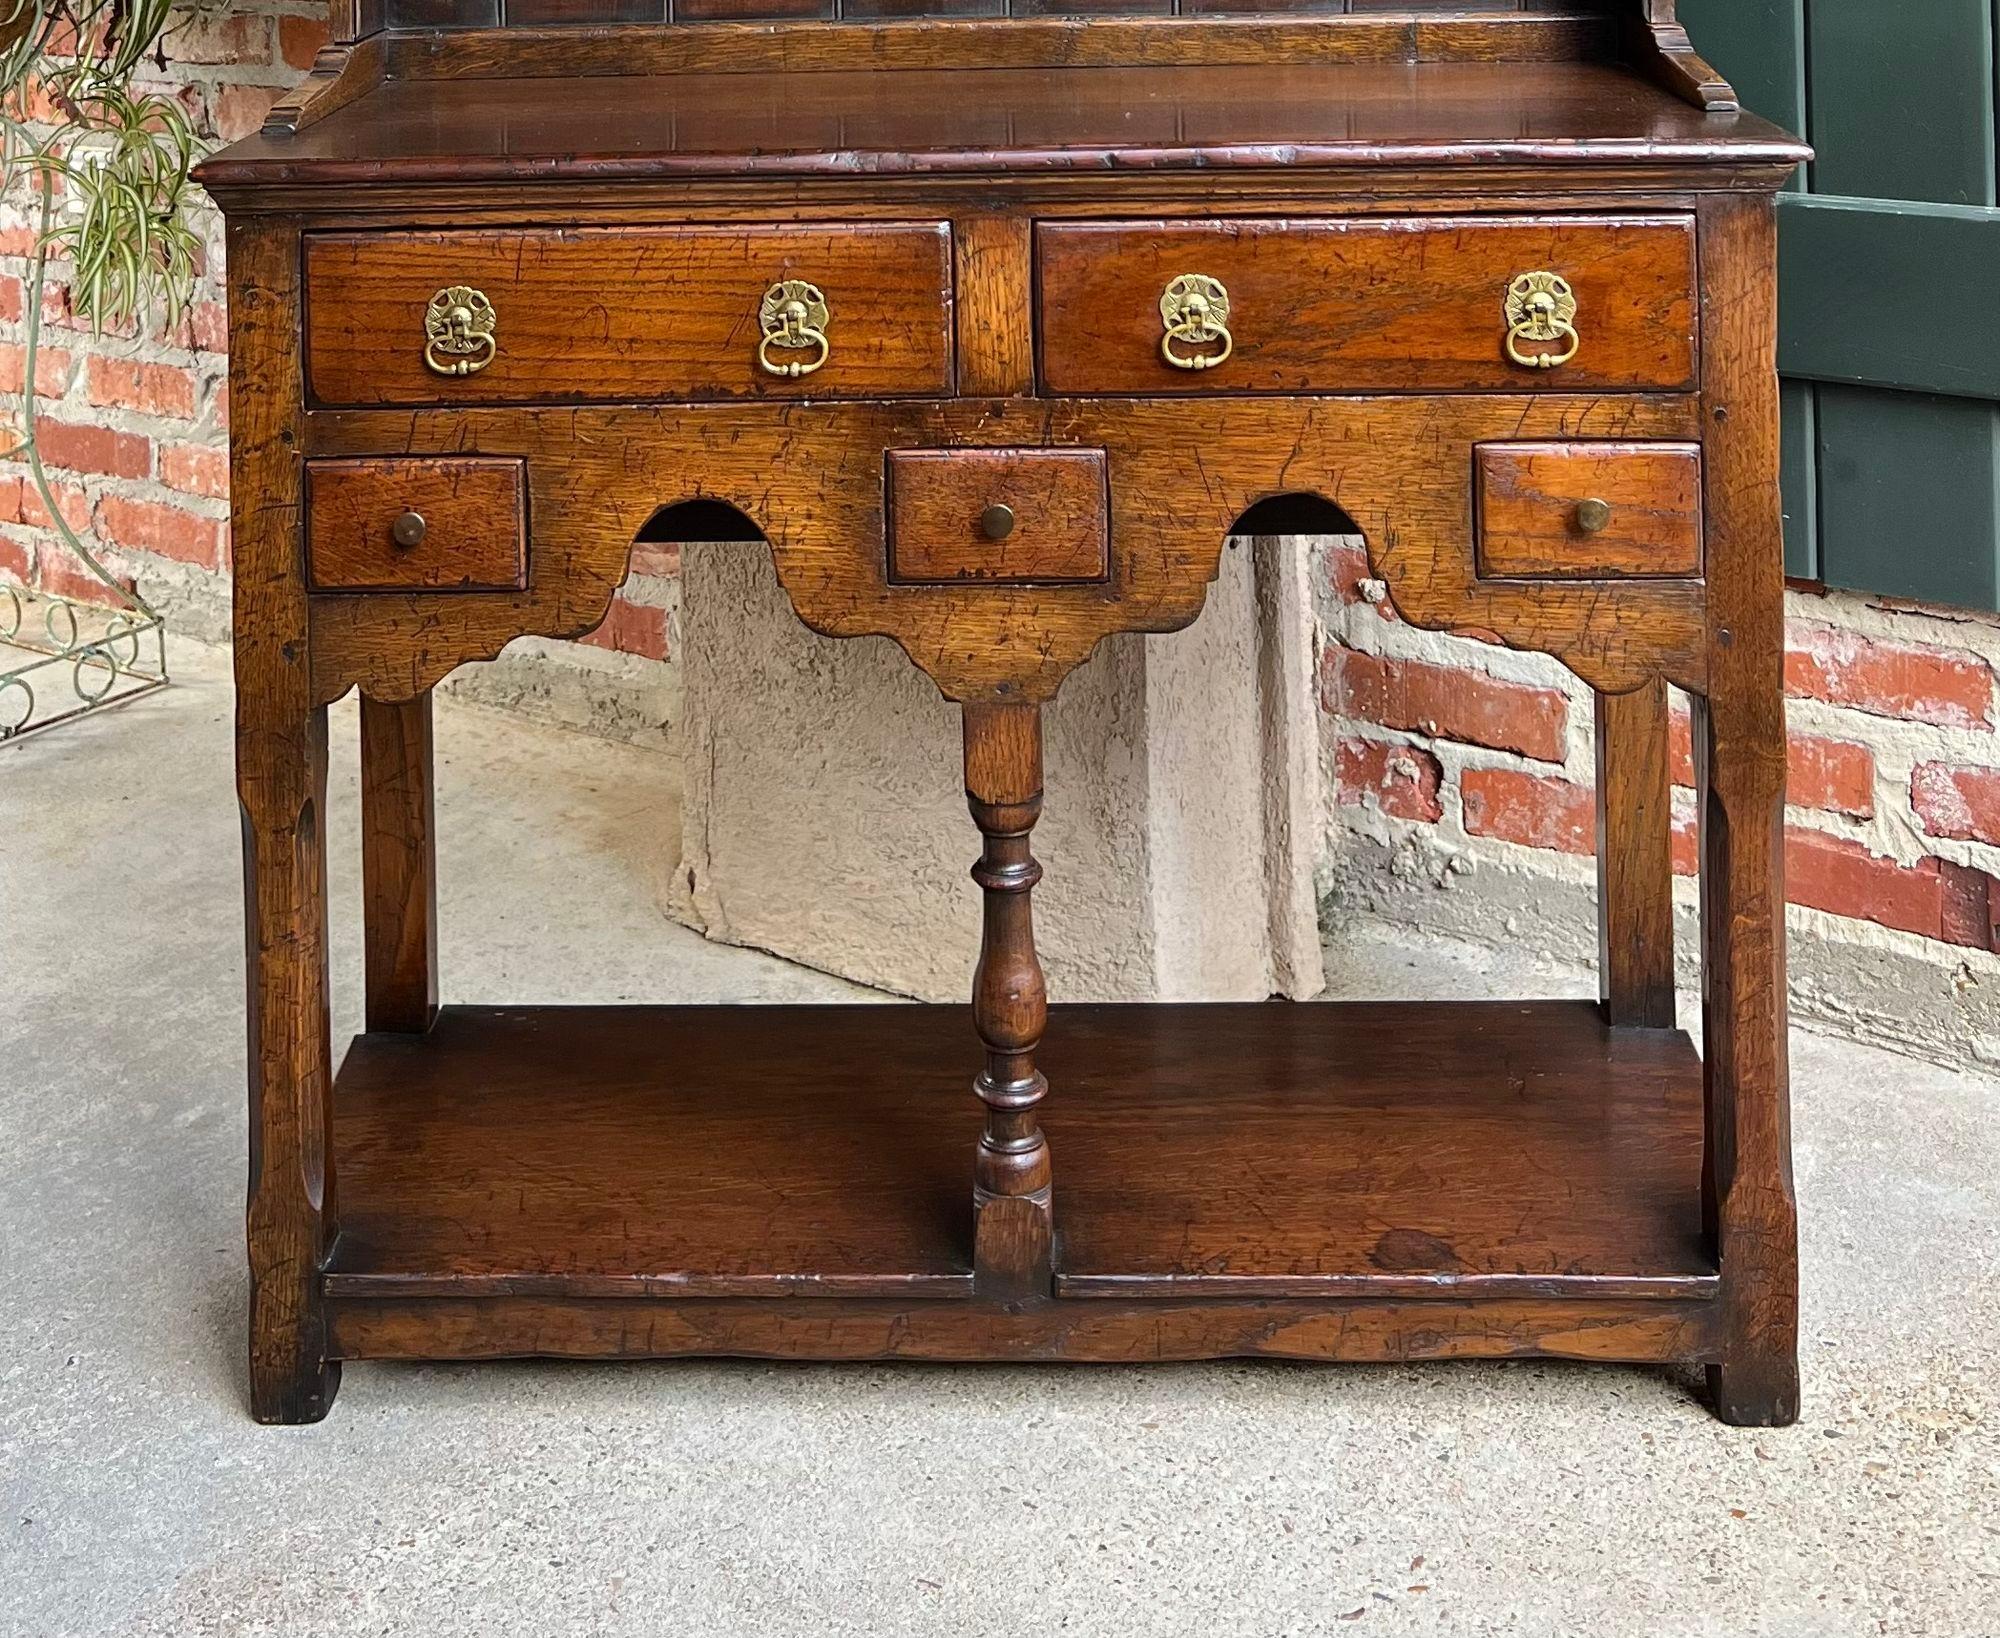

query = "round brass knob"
[391, 510, 428, 549]
[980, 504, 1016, 542]
[1574, 498, 1613, 535]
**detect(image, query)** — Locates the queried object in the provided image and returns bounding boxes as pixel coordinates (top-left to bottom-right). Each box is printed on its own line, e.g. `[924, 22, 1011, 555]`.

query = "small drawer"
[1036, 215, 1696, 396]
[887, 449, 1109, 586]
[306, 223, 954, 407]
[1475, 442, 1703, 580]
[307, 458, 527, 593]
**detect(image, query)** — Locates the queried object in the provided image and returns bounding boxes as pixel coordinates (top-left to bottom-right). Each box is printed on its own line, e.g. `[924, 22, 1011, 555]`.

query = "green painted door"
[1680, 0, 2000, 609]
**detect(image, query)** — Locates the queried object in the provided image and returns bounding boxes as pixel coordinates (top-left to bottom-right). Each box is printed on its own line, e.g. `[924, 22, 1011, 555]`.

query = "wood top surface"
[197, 59, 1805, 188]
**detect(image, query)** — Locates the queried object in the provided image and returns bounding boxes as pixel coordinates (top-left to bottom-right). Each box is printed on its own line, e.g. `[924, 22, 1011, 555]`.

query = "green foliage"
[2, 1, 211, 333]
[0, 2, 220, 610]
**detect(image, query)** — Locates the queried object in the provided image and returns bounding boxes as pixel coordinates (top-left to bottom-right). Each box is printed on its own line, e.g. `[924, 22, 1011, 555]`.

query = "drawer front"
[307, 458, 527, 592]
[887, 449, 1109, 585]
[306, 224, 955, 407]
[1476, 442, 1703, 580]
[1036, 216, 1696, 396]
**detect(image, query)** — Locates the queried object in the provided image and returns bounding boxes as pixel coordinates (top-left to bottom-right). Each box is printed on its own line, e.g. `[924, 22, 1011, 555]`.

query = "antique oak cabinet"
[197, 0, 1808, 1426]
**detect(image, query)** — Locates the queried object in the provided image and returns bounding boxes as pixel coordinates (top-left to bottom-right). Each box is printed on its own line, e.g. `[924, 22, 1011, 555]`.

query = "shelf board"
[324, 1000, 1715, 1307]
[1045, 1000, 1714, 1300]
[326, 1005, 978, 1300]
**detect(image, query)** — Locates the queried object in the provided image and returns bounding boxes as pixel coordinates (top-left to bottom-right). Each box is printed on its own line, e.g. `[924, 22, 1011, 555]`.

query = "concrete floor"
[3, 641, 1996, 1638]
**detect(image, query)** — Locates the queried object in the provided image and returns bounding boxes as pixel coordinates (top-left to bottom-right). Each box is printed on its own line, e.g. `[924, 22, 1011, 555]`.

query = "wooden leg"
[1595, 680, 1677, 1029]
[962, 702, 1054, 1300]
[1693, 191, 1799, 1428]
[231, 213, 338, 1423]
[240, 698, 341, 1424]
[1692, 688, 1798, 1426]
[361, 693, 439, 1034]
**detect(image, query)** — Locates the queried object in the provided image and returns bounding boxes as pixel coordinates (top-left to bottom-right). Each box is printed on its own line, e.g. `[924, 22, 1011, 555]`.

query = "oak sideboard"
[195, 0, 1808, 1426]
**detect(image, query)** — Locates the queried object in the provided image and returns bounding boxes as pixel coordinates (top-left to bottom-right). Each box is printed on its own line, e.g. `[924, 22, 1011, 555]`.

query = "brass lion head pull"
[423, 286, 498, 378]
[1504, 271, 1580, 370]
[1160, 273, 1234, 372]
[758, 280, 831, 379]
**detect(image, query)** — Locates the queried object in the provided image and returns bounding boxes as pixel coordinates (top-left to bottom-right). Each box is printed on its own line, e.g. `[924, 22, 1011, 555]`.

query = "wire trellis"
[0, 584, 167, 742]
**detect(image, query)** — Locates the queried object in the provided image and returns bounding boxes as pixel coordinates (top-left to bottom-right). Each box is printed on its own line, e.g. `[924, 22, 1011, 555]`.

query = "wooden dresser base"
[204, 7, 1804, 1430]
[321, 1000, 1721, 1371]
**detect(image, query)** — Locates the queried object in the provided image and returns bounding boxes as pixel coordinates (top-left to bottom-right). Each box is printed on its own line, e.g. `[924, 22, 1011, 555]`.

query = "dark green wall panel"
[1778, 196, 2000, 399]
[1806, 0, 1996, 205]
[1676, 0, 1806, 138]
[1815, 385, 2000, 607]
[1780, 379, 1818, 580]
[1684, 0, 2000, 610]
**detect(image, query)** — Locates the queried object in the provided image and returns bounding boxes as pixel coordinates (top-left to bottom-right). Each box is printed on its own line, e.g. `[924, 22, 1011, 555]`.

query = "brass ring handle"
[1503, 271, 1581, 372]
[1162, 320, 1235, 372]
[1160, 273, 1234, 373]
[1505, 318, 1581, 372]
[422, 285, 498, 378]
[423, 331, 497, 378]
[758, 279, 832, 380]
[757, 325, 831, 379]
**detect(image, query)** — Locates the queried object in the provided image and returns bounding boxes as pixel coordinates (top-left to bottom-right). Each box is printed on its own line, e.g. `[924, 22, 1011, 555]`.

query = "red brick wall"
[6, 12, 1998, 971]
[1320, 540, 2000, 959]
[0, 3, 667, 660]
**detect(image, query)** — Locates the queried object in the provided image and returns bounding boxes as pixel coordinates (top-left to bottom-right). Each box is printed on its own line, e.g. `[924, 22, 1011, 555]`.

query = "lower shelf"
[324, 1000, 1717, 1366]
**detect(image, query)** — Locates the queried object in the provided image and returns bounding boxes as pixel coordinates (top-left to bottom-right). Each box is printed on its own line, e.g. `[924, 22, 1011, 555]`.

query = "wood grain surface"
[216, 4, 1801, 1422]
[359, 693, 439, 1034]
[1595, 679, 1678, 1029]
[301, 393, 1707, 710]
[1475, 440, 1703, 577]
[230, 216, 342, 1424]
[1689, 193, 1799, 1427]
[1038, 215, 1697, 395]
[888, 448, 1108, 584]
[322, 999, 1712, 1305]
[305, 223, 954, 405]
[306, 456, 526, 590]
[196, 61, 1805, 196]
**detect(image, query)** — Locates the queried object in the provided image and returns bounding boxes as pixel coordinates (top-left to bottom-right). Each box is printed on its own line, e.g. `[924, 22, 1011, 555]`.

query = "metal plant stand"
[0, 584, 168, 743]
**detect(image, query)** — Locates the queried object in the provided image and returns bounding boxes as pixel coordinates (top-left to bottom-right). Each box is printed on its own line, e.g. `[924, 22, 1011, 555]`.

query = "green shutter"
[1680, 0, 2000, 610]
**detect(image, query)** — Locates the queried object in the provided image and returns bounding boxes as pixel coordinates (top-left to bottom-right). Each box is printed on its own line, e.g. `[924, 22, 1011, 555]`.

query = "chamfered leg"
[360, 692, 439, 1034]
[239, 695, 341, 1423]
[1693, 192, 1799, 1427]
[1596, 679, 1678, 1029]
[232, 212, 339, 1422]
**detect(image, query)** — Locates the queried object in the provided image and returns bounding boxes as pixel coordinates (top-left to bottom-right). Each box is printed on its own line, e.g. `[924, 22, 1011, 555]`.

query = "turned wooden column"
[962, 701, 1054, 1299]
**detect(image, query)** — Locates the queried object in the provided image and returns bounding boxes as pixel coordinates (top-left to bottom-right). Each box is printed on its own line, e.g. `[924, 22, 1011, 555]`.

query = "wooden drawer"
[1475, 442, 1703, 580]
[887, 449, 1109, 585]
[307, 458, 527, 592]
[1036, 215, 1696, 395]
[306, 224, 954, 407]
